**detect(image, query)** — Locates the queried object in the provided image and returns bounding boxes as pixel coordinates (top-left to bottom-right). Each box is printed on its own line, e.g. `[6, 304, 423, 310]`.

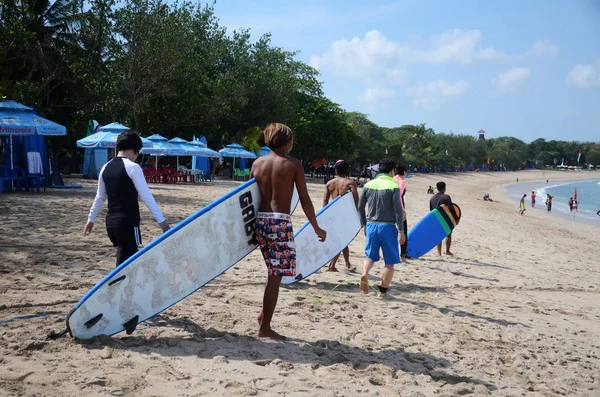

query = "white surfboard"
[282, 192, 362, 284]
[68, 179, 299, 339]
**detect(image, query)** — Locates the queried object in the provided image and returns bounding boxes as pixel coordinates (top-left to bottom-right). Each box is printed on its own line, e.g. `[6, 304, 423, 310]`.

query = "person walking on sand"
[430, 181, 459, 256]
[84, 131, 170, 267]
[323, 160, 359, 272]
[358, 159, 405, 297]
[394, 164, 410, 259]
[531, 191, 536, 208]
[252, 123, 327, 340]
[519, 194, 527, 216]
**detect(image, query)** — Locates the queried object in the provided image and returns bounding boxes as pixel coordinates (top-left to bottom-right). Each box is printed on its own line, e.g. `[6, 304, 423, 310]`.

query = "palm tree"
[240, 126, 262, 154]
[2, 0, 82, 103]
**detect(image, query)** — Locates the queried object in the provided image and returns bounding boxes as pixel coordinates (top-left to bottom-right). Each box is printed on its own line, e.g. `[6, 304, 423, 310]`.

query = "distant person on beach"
[430, 181, 458, 256]
[427, 186, 434, 194]
[569, 197, 574, 212]
[531, 191, 536, 208]
[358, 159, 405, 297]
[519, 194, 527, 216]
[323, 160, 359, 272]
[252, 123, 326, 340]
[394, 164, 410, 259]
[546, 194, 553, 212]
[482, 193, 496, 202]
[573, 200, 579, 213]
[84, 131, 170, 267]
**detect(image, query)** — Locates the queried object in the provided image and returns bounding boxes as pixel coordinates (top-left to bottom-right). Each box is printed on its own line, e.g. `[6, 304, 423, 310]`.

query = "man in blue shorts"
[358, 158, 405, 297]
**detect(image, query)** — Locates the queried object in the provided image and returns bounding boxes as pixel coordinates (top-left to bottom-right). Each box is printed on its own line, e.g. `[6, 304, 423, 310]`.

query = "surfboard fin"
[123, 315, 139, 335]
[84, 314, 103, 329]
[108, 275, 126, 286]
[295, 274, 303, 281]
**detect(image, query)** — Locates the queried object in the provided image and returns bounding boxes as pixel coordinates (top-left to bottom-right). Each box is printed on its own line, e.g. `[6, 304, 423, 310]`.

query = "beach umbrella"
[218, 143, 257, 159]
[146, 134, 168, 142]
[140, 137, 186, 169]
[185, 139, 221, 158]
[98, 122, 129, 133]
[258, 146, 271, 157]
[218, 143, 257, 177]
[0, 100, 66, 175]
[76, 131, 153, 149]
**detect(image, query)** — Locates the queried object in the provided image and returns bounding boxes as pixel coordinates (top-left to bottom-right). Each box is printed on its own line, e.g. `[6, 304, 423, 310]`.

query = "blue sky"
[214, 0, 600, 142]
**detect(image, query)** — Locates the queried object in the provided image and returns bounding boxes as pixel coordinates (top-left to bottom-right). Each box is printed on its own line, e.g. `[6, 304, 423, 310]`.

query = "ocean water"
[536, 179, 600, 221]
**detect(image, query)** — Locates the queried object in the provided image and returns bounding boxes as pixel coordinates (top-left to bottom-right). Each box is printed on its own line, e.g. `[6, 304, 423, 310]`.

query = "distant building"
[478, 129, 485, 140]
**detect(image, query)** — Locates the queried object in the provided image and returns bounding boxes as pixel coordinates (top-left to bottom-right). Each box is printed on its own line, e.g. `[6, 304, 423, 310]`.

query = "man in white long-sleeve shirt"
[84, 131, 170, 267]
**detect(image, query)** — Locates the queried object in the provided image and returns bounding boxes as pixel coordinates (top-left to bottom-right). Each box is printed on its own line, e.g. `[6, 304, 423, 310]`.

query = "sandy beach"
[1, 170, 599, 397]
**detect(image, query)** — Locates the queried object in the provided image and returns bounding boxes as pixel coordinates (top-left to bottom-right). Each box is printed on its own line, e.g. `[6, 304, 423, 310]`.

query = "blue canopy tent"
[0, 100, 66, 191]
[218, 143, 256, 177]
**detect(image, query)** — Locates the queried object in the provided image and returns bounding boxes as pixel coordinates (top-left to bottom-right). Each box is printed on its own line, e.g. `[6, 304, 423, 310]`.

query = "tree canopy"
[1, 0, 598, 168]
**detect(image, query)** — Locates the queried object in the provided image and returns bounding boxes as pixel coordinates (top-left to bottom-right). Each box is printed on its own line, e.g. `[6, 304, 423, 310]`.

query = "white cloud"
[311, 30, 558, 88]
[405, 80, 469, 110]
[356, 87, 396, 106]
[566, 64, 600, 89]
[528, 40, 559, 58]
[492, 68, 531, 94]
[416, 29, 509, 64]
[309, 30, 410, 84]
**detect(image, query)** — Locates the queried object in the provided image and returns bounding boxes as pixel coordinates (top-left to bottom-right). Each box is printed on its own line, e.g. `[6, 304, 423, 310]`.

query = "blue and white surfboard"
[67, 179, 299, 339]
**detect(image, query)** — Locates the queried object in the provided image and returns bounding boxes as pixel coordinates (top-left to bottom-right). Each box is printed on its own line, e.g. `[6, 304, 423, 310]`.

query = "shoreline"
[504, 176, 600, 228]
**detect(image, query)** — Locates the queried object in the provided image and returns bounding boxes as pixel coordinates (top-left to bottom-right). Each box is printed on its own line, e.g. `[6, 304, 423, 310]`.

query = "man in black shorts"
[429, 181, 458, 256]
[84, 131, 170, 266]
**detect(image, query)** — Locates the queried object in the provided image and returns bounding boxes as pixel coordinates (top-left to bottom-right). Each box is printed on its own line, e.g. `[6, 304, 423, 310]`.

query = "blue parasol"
[258, 146, 271, 157]
[218, 143, 257, 159]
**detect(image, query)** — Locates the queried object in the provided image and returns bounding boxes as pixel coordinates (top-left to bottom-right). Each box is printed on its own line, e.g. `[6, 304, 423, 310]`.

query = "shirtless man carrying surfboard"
[323, 160, 359, 272]
[252, 123, 327, 340]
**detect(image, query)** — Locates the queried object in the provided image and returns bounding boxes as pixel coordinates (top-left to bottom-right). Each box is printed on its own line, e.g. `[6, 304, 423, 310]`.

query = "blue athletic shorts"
[365, 223, 401, 265]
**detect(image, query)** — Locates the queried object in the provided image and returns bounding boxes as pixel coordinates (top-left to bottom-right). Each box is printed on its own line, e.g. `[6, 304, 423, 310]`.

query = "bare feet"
[445, 251, 454, 256]
[258, 328, 287, 340]
[360, 275, 369, 294]
[326, 267, 339, 272]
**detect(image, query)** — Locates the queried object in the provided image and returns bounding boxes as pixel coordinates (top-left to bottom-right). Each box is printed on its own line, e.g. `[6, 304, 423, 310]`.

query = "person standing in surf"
[358, 159, 405, 297]
[84, 131, 170, 267]
[531, 191, 536, 208]
[394, 164, 410, 259]
[547, 194, 553, 211]
[252, 123, 327, 340]
[430, 181, 458, 256]
[323, 160, 359, 272]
